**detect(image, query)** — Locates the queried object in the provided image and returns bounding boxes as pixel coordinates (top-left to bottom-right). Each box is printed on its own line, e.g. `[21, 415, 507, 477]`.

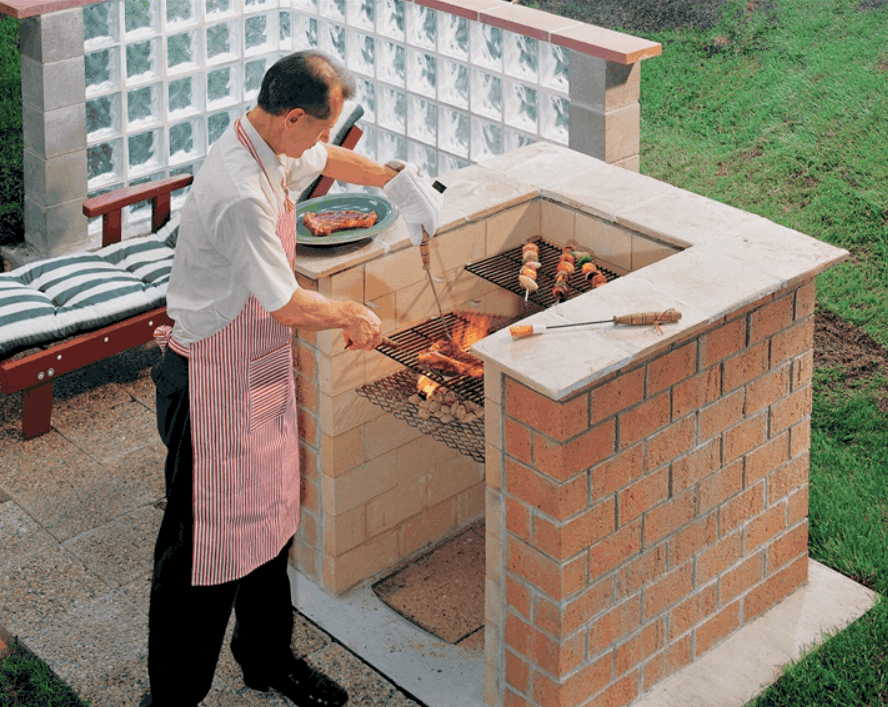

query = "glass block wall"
[82, 0, 570, 231]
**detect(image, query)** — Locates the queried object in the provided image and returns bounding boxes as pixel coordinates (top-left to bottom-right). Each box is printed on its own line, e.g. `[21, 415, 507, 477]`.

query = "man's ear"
[285, 107, 306, 126]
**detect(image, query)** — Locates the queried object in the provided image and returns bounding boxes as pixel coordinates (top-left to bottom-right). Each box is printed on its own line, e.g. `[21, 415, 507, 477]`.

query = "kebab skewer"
[518, 241, 541, 305]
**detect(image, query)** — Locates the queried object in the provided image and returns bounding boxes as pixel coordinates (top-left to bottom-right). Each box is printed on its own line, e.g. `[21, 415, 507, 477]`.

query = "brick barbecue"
[287, 142, 847, 707]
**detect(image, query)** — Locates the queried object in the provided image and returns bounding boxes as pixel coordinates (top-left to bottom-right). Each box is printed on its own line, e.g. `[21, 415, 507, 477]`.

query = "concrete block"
[19, 9, 84, 63]
[569, 102, 640, 164]
[23, 195, 89, 256]
[20, 55, 86, 112]
[22, 102, 87, 159]
[569, 51, 640, 112]
[22, 149, 88, 208]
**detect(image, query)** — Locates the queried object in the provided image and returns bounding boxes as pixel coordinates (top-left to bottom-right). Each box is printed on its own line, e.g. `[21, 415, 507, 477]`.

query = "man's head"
[255, 51, 356, 157]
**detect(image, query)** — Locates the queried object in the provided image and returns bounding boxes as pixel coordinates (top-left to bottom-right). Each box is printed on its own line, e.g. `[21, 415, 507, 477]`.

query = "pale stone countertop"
[293, 142, 848, 401]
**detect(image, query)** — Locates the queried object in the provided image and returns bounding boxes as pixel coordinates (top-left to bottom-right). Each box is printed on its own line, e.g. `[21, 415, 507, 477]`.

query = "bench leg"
[22, 381, 53, 439]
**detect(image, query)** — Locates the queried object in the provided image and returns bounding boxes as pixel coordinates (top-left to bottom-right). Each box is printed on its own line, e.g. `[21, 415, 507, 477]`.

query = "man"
[144, 51, 441, 707]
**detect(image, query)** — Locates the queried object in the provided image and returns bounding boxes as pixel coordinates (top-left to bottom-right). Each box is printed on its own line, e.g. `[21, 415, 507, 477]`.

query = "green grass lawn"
[1, 0, 887, 704]
[0, 13, 22, 247]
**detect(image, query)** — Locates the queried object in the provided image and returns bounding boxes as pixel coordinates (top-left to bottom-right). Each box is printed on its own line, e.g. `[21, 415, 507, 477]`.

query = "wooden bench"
[1, 117, 364, 439]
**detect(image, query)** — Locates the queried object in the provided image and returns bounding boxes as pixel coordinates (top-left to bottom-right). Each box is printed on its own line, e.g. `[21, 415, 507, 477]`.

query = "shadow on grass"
[0, 638, 90, 707]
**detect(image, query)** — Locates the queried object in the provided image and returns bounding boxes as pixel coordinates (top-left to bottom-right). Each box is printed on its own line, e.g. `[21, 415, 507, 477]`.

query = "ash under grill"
[464, 237, 619, 309]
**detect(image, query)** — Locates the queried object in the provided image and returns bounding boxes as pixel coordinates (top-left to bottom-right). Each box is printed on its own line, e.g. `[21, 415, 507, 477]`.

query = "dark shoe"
[139, 694, 198, 707]
[242, 659, 348, 707]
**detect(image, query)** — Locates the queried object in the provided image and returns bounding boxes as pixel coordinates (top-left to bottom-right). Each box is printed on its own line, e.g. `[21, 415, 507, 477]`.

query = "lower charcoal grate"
[356, 368, 486, 464]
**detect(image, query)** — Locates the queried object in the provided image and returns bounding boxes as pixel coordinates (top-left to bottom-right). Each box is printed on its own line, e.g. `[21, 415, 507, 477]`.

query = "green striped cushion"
[0, 223, 177, 356]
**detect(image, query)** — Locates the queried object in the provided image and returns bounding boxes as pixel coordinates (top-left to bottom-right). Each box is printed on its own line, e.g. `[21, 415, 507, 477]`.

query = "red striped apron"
[186, 118, 300, 586]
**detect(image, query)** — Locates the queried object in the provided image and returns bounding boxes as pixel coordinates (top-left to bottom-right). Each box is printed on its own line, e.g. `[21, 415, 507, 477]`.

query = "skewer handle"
[613, 310, 682, 326]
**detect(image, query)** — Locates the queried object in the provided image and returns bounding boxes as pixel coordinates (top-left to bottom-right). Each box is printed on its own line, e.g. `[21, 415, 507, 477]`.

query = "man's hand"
[341, 301, 382, 350]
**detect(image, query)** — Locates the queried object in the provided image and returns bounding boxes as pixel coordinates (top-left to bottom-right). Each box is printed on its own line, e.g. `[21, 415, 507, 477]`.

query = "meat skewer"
[509, 309, 683, 338]
[518, 241, 541, 305]
[575, 251, 608, 288]
[552, 246, 575, 302]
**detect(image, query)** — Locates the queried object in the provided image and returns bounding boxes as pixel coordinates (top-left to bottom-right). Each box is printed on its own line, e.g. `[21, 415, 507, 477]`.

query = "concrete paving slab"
[0, 502, 56, 561]
[61, 504, 163, 588]
[102, 441, 167, 508]
[0, 544, 108, 638]
[53, 398, 159, 464]
[291, 568, 485, 707]
[634, 560, 878, 707]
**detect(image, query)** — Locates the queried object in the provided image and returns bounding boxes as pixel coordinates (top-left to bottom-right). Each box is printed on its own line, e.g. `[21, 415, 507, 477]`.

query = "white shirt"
[166, 114, 327, 346]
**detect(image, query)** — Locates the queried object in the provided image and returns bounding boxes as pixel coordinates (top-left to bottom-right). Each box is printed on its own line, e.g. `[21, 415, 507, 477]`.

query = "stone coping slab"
[289, 142, 847, 401]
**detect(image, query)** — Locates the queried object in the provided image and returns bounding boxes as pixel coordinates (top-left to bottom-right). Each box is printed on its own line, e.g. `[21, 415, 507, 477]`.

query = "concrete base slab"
[289, 568, 485, 707]
[635, 559, 878, 707]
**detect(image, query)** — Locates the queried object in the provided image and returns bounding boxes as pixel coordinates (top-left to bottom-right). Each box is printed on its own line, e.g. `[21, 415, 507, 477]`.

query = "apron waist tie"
[154, 325, 191, 358]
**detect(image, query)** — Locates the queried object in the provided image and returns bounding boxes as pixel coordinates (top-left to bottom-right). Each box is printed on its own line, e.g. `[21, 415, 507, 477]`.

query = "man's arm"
[322, 144, 399, 188]
[270, 287, 382, 350]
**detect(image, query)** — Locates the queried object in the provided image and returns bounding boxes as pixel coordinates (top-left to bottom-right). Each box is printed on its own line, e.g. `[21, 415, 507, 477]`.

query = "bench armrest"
[83, 174, 194, 247]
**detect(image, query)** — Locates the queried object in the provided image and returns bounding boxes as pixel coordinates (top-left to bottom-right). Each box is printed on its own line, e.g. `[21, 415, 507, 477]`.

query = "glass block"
[128, 172, 165, 222]
[377, 129, 406, 164]
[406, 4, 435, 50]
[470, 117, 502, 161]
[354, 77, 375, 122]
[166, 0, 195, 27]
[87, 182, 124, 233]
[168, 74, 204, 117]
[206, 20, 240, 64]
[280, 11, 291, 43]
[167, 30, 201, 74]
[354, 121, 376, 160]
[377, 0, 404, 40]
[205, 0, 233, 18]
[206, 63, 241, 108]
[439, 59, 468, 109]
[207, 108, 236, 146]
[540, 42, 569, 92]
[85, 47, 121, 93]
[126, 39, 160, 81]
[438, 106, 468, 158]
[505, 129, 536, 153]
[292, 16, 318, 50]
[245, 0, 274, 8]
[438, 13, 467, 60]
[540, 91, 569, 144]
[124, 0, 159, 35]
[437, 151, 467, 176]
[346, 0, 374, 31]
[86, 94, 121, 140]
[292, 0, 317, 13]
[245, 13, 278, 56]
[504, 80, 536, 133]
[319, 0, 345, 21]
[127, 84, 162, 127]
[378, 40, 405, 87]
[87, 139, 124, 186]
[83, 2, 119, 46]
[470, 69, 502, 121]
[128, 129, 163, 174]
[504, 31, 537, 82]
[377, 85, 405, 132]
[346, 31, 374, 77]
[407, 94, 435, 144]
[406, 49, 435, 99]
[169, 119, 204, 164]
[170, 163, 197, 207]
[244, 57, 268, 99]
[408, 140, 436, 179]
[470, 22, 502, 71]
[317, 21, 346, 63]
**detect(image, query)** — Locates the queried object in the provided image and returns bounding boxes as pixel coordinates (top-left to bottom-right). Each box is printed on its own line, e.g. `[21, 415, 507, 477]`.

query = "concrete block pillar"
[19, 9, 89, 258]
[568, 52, 641, 172]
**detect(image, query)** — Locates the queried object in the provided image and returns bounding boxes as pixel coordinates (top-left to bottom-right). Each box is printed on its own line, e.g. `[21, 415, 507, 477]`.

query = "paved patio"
[0, 342, 425, 707]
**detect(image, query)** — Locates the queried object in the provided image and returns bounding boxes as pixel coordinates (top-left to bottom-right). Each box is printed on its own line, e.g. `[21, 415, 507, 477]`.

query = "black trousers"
[148, 349, 295, 706]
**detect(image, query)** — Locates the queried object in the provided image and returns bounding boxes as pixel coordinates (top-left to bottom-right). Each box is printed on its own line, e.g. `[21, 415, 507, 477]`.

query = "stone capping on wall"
[0, 0, 662, 66]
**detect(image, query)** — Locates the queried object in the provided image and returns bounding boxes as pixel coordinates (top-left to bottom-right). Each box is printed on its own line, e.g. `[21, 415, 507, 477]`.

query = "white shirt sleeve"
[283, 142, 328, 193]
[218, 196, 299, 314]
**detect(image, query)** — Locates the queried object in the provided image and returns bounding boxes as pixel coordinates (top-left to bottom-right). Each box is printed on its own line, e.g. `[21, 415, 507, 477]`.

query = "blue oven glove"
[383, 160, 443, 246]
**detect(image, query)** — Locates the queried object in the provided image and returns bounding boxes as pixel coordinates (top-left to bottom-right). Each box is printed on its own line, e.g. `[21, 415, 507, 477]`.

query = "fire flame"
[417, 375, 440, 398]
[449, 311, 492, 351]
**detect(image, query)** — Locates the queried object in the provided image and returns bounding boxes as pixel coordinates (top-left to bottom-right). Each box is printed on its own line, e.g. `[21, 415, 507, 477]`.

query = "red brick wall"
[493, 279, 814, 707]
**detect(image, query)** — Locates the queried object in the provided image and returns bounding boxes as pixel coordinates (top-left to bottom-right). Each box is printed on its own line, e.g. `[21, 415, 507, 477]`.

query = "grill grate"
[371, 311, 510, 408]
[356, 369, 486, 463]
[464, 237, 619, 309]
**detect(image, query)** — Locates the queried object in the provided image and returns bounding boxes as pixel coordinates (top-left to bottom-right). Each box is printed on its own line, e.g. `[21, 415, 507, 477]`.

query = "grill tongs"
[420, 227, 454, 342]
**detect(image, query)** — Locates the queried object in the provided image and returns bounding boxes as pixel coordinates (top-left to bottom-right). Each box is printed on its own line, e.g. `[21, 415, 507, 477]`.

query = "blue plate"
[296, 193, 398, 247]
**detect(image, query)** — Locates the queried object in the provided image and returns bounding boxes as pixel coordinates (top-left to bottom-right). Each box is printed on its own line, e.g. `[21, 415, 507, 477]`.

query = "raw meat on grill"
[302, 209, 378, 237]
